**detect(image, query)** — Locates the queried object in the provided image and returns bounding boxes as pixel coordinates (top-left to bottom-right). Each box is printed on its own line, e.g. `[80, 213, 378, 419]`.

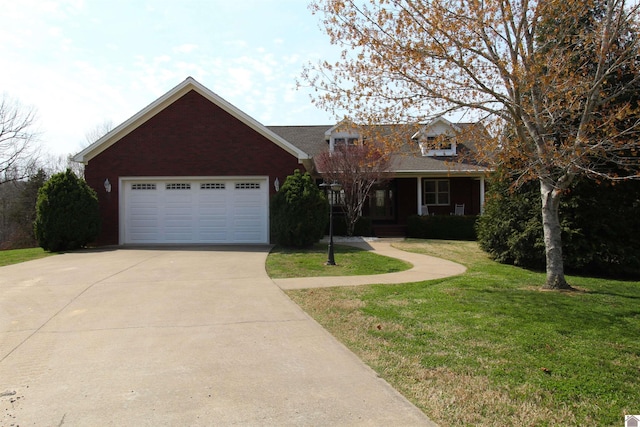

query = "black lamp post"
[321, 181, 342, 265]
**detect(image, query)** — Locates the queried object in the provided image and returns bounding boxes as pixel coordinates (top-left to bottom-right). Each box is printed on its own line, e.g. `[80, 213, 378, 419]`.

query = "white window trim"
[328, 131, 360, 152]
[423, 178, 450, 206]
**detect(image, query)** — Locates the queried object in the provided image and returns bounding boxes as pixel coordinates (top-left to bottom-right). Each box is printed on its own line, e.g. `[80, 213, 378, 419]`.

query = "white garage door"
[122, 178, 268, 244]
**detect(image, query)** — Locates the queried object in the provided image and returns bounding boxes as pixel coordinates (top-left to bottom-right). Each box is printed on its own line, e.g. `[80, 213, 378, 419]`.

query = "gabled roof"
[74, 77, 310, 164]
[323, 118, 360, 139]
[411, 117, 461, 139]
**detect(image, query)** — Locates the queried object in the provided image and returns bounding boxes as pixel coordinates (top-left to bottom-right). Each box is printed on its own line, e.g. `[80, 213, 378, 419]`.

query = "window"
[166, 183, 191, 190]
[131, 183, 156, 190]
[235, 182, 260, 189]
[201, 183, 225, 190]
[333, 137, 359, 146]
[420, 135, 456, 156]
[423, 179, 450, 205]
[427, 136, 452, 150]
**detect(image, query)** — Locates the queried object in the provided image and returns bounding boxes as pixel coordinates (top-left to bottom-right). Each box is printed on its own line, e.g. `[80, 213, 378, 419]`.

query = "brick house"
[74, 77, 489, 245]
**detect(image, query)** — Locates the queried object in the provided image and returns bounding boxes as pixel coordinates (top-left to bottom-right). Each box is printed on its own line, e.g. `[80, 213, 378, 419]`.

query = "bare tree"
[59, 120, 115, 178]
[39, 152, 84, 177]
[0, 95, 40, 184]
[315, 139, 391, 236]
[84, 120, 113, 146]
[304, 0, 640, 289]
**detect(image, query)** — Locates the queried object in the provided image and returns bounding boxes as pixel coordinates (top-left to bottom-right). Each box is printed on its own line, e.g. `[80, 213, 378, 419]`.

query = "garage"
[74, 78, 310, 246]
[121, 177, 269, 244]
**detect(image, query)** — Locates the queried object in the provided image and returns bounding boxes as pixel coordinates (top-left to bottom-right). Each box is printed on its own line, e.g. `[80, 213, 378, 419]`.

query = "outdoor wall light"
[274, 177, 280, 192]
[104, 178, 111, 193]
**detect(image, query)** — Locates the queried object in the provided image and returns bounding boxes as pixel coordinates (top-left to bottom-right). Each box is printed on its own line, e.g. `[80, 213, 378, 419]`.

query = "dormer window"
[330, 135, 360, 152]
[420, 135, 454, 156]
[325, 120, 363, 153]
[427, 136, 452, 150]
[334, 137, 359, 146]
[413, 118, 460, 157]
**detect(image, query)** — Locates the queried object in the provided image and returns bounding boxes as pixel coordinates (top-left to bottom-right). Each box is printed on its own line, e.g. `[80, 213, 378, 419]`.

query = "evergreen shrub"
[270, 170, 328, 247]
[34, 169, 100, 252]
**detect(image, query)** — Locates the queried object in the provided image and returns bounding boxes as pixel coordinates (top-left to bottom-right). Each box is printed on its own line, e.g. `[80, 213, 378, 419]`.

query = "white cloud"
[224, 40, 248, 50]
[173, 44, 198, 54]
[227, 67, 254, 94]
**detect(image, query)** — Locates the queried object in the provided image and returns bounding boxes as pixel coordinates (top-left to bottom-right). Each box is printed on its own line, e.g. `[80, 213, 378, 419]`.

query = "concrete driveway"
[0, 246, 437, 426]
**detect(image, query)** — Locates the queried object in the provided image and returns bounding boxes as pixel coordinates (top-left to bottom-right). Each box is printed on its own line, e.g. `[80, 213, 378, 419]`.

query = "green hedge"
[476, 177, 640, 277]
[407, 214, 478, 240]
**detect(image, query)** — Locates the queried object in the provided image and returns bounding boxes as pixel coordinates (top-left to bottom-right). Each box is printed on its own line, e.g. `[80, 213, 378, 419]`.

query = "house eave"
[393, 169, 491, 177]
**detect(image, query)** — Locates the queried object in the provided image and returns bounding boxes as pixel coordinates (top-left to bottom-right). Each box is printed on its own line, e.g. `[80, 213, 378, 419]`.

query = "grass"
[266, 243, 411, 278]
[0, 247, 53, 267]
[284, 239, 640, 426]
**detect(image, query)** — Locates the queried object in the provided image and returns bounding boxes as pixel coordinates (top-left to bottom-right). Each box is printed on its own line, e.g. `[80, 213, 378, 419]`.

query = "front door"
[369, 185, 395, 220]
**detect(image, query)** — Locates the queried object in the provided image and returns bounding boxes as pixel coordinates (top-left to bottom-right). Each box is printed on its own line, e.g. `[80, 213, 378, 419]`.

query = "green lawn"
[0, 247, 53, 267]
[266, 243, 411, 278]
[283, 239, 640, 426]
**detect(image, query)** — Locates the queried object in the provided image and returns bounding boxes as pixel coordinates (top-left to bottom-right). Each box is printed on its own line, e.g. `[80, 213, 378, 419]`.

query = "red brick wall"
[84, 90, 304, 245]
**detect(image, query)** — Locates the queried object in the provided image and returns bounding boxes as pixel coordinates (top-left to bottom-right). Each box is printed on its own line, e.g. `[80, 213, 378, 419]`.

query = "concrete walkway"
[0, 246, 439, 426]
[273, 238, 467, 290]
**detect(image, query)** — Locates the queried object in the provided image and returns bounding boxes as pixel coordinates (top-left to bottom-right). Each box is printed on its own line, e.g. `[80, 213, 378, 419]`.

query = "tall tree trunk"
[540, 179, 572, 290]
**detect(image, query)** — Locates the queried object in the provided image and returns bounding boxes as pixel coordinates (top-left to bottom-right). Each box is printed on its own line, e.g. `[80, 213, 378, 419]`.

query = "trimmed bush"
[407, 214, 478, 240]
[34, 169, 100, 252]
[270, 170, 328, 247]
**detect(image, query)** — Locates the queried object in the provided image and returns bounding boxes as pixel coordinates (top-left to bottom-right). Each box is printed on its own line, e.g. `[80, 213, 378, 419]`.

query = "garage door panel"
[164, 191, 194, 239]
[127, 186, 159, 243]
[123, 179, 267, 244]
[197, 186, 230, 241]
[231, 184, 267, 242]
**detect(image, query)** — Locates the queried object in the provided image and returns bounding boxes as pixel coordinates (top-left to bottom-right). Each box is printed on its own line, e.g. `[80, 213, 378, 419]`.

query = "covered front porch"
[366, 175, 486, 237]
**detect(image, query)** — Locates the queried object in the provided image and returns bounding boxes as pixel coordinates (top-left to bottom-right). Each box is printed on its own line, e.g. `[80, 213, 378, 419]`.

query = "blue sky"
[0, 0, 342, 157]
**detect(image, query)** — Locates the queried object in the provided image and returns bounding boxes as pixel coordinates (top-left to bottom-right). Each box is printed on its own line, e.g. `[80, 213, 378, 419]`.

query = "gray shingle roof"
[267, 124, 490, 175]
[266, 125, 330, 157]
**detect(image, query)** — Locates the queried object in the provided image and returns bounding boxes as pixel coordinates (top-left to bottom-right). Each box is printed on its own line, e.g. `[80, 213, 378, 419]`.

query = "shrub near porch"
[407, 214, 477, 240]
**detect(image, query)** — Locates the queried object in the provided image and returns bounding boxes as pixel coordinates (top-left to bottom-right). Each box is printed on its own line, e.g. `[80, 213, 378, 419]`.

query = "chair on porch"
[453, 204, 465, 216]
[420, 205, 430, 216]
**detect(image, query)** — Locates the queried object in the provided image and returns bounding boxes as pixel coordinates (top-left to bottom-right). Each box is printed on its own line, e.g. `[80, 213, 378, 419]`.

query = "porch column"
[479, 176, 485, 213]
[416, 177, 422, 214]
